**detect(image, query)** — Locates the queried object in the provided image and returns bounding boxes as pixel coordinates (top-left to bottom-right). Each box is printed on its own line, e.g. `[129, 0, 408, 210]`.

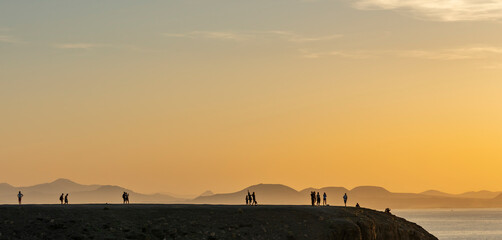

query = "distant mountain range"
[1, 179, 501, 209]
[0, 179, 184, 204]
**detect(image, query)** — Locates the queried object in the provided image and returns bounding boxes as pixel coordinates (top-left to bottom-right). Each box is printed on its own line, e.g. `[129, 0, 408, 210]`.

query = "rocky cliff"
[0, 204, 436, 240]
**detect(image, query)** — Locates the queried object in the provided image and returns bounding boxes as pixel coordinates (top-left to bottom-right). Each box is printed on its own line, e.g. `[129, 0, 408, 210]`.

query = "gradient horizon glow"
[1, 0, 501, 195]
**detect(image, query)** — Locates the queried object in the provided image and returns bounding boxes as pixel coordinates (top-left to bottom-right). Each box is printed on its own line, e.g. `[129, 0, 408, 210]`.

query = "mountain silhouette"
[199, 190, 214, 197]
[193, 183, 304, 204]
[1, 179, 501, 208]
[191, 184, 502, 209]
[420, 190, 452, 197]
[0, 179, 184, 204]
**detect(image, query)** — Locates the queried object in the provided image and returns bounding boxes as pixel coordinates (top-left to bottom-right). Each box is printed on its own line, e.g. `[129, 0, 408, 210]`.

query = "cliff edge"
[0, 204, 436, 240]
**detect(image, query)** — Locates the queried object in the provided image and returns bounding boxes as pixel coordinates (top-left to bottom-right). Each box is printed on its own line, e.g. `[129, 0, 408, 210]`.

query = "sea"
[394, 209, 502, 240]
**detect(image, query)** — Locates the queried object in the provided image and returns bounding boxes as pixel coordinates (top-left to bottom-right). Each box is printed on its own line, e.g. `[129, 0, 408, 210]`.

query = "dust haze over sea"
[395, 209, 502, 240]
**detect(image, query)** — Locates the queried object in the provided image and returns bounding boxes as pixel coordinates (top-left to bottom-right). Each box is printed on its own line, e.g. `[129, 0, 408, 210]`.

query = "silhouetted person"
[122, 192, 127, 204]
[247, 190, 252, 204]
[60, 193, 64, 204]
[385, 208, 391, 214]
[343, 193, 348, 207]
[310, 191, 315, 206]
[252, 192, 257, 205]
[323, 192, 327, 206]
[245, 195, 249, 205]
[64, 194, 69, 204]
[17, 191, 23, 205]
[316, 192, 321, 206]
[356, 203, 360, 208]
[125, 192, 130, 204]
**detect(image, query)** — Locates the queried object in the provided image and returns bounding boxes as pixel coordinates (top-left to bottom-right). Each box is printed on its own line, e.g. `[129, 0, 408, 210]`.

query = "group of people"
[14, 191, 131, 205]
[122, 192, 130, 204]
[59, 193, 69, 204]
[245, 190, 257, 205]
[310, 192, 350, 207]
[14, 189, 361, 209]
[310, 191, 328, 206]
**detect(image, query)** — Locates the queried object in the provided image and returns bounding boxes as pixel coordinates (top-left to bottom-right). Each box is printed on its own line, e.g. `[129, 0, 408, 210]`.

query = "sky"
[1, 0, 501, 195]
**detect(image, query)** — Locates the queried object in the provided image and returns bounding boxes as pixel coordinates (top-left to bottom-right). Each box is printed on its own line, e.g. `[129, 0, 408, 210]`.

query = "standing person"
[252, 192, 257, 205]
[17, 191, 24, 205]
[125, 192, 130, 204]
[59, 193, 64, 204]
[316, 192, 321, 206]
[247, 190, 252, 205]
[122, 192, 126, 204]
[323, 192, 327, 206]
[245, 195, 249, 205]
[343, 193, 348, 207]
[310, 191, 315, 206]
[64, 194, 69, 204]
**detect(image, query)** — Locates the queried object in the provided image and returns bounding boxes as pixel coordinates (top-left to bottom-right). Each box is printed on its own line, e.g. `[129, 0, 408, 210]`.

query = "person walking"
[252, 192, 257, 205]
[323, 192, 327, 206]
[247, 190, 252, 205]
[60, 193, 64, 204]
[17, 191, 24, 205]
[343, 193, 348, 207]
[64, 194, 69, 204]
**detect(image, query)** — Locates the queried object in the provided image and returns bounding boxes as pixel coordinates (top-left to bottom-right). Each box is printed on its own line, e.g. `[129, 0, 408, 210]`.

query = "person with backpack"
[60, 193, 64, 204]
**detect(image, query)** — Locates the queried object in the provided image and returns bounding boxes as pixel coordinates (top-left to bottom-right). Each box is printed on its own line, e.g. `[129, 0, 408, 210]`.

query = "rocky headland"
[0, 204, 436, 240]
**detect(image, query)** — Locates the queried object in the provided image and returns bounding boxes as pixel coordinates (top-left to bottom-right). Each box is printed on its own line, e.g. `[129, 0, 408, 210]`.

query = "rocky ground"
[0, 204, 437, 240]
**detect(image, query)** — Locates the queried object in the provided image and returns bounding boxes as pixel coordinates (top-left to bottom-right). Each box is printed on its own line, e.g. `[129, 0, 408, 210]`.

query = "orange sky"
[1, 0, 501, 195]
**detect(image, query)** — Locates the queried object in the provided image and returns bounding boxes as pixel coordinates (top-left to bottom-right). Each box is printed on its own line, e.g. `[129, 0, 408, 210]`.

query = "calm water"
[394, 209, 502, 240]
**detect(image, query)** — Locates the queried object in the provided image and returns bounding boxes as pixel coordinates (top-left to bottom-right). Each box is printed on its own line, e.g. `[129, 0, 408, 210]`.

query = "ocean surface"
[394, 209, 502, 240]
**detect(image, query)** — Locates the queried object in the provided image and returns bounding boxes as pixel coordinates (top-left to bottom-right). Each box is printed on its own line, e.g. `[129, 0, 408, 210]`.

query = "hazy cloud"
[398, 47, 502, 60]
[301, 46, 502, 61]
[53, 43, 149, 53]
[164, 31, 251, 41]
[480, 62, 502, 69]
[353, 0, 502, 21]
[0, 35, 18, 43]
[54, 43, 101, 50]
[164, 30, 342, 43]
[300, 49, 373, 59]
